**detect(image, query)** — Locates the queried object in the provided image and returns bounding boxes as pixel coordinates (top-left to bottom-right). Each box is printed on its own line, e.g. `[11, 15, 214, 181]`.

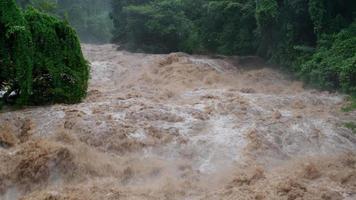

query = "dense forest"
[111, 0, 356, 95]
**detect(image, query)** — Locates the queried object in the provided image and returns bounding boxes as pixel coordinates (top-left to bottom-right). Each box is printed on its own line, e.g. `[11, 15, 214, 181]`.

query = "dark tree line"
[110, 0, 356, 94]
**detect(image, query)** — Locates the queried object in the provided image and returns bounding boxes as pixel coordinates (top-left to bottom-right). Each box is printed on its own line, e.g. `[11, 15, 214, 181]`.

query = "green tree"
[25, 8, 89, 104]
[0, 0, 33, 105]
[1, 0, 89, 107]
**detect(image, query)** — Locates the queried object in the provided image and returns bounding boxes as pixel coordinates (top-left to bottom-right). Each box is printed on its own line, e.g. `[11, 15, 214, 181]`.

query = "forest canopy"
[111, 0, 356, 95]
[0, 0, 89, 107]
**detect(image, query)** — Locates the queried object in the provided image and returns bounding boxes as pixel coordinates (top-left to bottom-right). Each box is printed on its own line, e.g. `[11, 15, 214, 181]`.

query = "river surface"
[0, 44, 355, 200]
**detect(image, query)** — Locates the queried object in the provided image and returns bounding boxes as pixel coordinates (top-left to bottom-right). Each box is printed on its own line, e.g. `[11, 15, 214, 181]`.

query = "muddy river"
[0, 44, 355, 200]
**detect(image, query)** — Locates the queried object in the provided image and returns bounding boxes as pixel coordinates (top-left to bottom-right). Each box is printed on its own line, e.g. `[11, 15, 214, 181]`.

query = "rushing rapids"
[0, 44, 355, 200]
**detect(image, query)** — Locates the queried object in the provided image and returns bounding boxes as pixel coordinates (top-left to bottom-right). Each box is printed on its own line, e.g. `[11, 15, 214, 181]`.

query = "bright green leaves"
[5, 25, 26, 37]
[300, 22, 356, 94]
[0, 0, 89, 107]
[24, 8, 89, 104]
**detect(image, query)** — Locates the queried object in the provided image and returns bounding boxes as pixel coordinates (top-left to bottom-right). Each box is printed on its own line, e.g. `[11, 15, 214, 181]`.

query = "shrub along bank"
[0, 0, 89, 107]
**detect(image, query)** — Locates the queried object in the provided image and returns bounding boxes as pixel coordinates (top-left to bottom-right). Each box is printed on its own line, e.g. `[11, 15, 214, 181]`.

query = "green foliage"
[111, 0, 257, 54]
[1, 0, 89, 107]
[16, 0, 113, 43]
[199, 0, 257, 55]
[308, 0, 326, 36]
[24, 8, 89, 104]
[111, 0, 151, 44]
[255, 0, 278, 33]
[0, 0, 33, 105]
[254, 0, 355, 94]
[111, 0, 355, 95]
[300, 23, 356, 93]
[111, 0, 196, 53]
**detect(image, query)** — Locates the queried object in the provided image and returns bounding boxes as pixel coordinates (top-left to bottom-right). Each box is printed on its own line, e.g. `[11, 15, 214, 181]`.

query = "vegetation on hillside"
[1, 0, 355, 109]
[111, 0, 356, 95]
[0, 0, 89, 107]
[16, 0, 113, 43]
